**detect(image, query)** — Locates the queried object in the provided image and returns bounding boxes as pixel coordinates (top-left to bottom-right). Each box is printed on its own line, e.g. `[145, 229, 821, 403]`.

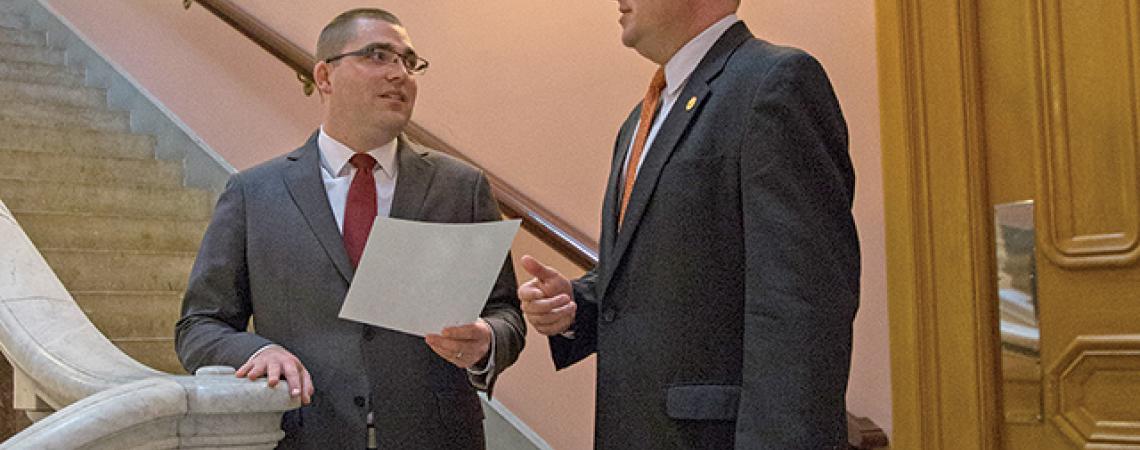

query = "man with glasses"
[518, 0, 860, 448]
[176, 8, 524, 449]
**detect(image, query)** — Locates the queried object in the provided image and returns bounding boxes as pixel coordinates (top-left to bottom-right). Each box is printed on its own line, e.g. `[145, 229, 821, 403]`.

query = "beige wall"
[44, 0, 888, 446]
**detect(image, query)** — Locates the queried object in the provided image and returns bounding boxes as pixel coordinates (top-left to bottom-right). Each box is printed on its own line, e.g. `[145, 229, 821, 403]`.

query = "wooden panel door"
[880, 0, 1140, 448]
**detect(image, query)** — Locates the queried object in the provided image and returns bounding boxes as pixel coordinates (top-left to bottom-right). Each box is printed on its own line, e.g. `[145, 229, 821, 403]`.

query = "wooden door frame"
[878, 0, 1003, 448]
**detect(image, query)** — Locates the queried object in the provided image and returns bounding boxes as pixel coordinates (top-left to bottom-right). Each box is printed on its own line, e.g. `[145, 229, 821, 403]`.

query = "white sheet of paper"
[338, 217, 521, 336]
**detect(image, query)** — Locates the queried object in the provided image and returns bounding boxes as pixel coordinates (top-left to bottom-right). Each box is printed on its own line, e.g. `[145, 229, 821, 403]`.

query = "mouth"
[378, 92, 406, 102]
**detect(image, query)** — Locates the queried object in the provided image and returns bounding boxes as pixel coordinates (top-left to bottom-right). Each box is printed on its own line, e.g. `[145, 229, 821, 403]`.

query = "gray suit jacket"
[175, 133, 524, 449]
[549, 22, 860, 449]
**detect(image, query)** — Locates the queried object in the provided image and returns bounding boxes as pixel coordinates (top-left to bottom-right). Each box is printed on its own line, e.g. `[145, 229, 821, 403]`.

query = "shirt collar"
[662, 14, 740, 97]
[317, 126, 398, 178]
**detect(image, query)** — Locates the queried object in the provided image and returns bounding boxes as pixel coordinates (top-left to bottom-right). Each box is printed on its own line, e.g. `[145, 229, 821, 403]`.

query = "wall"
[42, 0, 888, 446]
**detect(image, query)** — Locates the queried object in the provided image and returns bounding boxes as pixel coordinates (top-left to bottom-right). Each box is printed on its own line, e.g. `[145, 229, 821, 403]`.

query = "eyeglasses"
[324, 43, 429, 75]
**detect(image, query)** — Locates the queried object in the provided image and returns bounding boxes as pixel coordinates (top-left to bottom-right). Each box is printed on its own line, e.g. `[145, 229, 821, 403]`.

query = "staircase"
[0, 2, 208, 404]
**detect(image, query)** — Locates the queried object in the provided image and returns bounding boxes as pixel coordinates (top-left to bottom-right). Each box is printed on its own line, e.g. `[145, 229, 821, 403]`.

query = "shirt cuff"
[466, 325, 496, 391]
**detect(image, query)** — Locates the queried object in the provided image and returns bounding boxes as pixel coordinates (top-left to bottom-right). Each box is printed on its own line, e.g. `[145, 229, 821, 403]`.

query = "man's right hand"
[236, 345, 314, 405]
[518, 255, 577, 336]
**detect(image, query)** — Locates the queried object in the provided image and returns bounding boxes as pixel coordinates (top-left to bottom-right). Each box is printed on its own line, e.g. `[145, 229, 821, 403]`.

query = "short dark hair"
[316, 8, 403, 62]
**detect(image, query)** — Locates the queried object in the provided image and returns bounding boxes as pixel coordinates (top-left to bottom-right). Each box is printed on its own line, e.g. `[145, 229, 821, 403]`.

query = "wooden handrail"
[183, 0, 599, 268]
[180, 3, 888, 447]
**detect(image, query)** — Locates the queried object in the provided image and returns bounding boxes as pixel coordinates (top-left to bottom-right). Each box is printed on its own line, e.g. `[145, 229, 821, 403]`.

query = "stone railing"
[0, 198, 298, 448]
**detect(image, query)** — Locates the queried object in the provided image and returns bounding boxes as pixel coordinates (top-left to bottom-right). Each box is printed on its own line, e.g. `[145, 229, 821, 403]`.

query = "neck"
[322, 123, 397, 153]
[642, 10, 734, 64]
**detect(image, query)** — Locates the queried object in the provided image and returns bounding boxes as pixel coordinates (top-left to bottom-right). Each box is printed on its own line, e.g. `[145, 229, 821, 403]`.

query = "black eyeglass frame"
[324, 43, 429, 75]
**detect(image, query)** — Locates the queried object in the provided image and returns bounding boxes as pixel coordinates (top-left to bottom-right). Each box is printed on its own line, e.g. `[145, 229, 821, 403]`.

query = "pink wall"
[44, 0, 888, 445]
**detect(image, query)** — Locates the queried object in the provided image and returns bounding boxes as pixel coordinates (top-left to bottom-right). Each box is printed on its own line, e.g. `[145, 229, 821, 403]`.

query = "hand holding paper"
[425, 318, 492, 369]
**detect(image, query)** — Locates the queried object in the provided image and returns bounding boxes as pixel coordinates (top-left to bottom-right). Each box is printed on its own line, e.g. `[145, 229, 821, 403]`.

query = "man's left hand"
[425, 318, 492, 369]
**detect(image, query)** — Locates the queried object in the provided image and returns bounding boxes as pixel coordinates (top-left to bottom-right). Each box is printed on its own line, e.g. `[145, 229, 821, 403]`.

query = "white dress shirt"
[317, 127, 398, 229]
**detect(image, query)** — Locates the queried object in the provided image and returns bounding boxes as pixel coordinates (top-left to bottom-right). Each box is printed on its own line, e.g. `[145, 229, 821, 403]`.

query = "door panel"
[979, 0, 1140, 448]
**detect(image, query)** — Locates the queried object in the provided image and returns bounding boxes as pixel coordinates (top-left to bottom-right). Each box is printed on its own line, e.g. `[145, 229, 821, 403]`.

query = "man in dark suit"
[175, 8, 524, 449]
[518, 0, 860, 448]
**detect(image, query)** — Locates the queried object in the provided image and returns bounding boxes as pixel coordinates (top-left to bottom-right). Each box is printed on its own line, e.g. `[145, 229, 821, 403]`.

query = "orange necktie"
[619, 68, 666, 226]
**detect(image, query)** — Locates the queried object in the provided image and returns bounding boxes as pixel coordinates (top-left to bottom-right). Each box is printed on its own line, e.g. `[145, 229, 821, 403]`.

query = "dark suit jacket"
[549, 22, 860, 449]
[175, 133, 525, 450]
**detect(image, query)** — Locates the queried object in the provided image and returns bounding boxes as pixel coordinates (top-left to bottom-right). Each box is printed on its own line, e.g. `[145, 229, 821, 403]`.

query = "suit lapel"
[283, 132, 355, 282]
[600, 112, 639, 259]
[389, 136, 436, 221]
[597, 22, 754, 299]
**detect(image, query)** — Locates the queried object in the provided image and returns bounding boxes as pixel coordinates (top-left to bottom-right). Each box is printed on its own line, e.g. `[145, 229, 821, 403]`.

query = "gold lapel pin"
[685, 96, 697, 111]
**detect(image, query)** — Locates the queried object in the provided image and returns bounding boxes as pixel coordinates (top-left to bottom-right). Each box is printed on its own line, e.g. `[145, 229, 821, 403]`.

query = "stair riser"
[115, 340, 184, 374]
[74, 292, 183, 339]
[0, 44, 63, 66]
[0, 80, 105, 109]
[42, 250, 195, 292]
[0, 181, 213, 219]
[0, 28, 42, 46]
[0, 150, 183, 188]
[17, 213, 207, 252]
[0, 124, 154, 159]
[0, 61, 84, 86]
[0, 104, 130, 132]
[0, 15, 28, 30]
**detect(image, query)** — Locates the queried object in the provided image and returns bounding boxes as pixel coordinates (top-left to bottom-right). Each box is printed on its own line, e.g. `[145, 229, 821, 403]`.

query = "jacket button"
[363, 328, 375, 341]
[602, 309, 616, 322]
[353, 396, 366, 407]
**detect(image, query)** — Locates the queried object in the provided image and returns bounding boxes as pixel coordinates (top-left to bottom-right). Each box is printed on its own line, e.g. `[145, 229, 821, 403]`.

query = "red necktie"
[343, 153, 378, 268]
[619, 67, 666, 226]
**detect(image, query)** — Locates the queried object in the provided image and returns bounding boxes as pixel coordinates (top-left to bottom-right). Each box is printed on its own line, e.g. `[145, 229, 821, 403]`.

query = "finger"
[520, 255, 560, 282]
[266, 362, 281, 388]
[236, 360, 253, 378]
[281, 361, 302, 398]
[246, 360, 267, 381]
[520, 294, 571, 315]
[301, 368, 314, 405]
[440, 324, 481, 340]
[517, 283, 547, 303]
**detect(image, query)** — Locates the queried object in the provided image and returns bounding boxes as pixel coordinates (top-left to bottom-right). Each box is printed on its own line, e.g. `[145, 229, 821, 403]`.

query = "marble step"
[41, 248, 195, 292]
[0, 179, 213, 219]
[16, 212, 207, 252]
[74, 291, 183, 341]
[0, 78, 105, 109]
[0, 14, 28, 30]
[0, 101, 130, 132]
[115, 338, 184, 374]
[0, 60, 85, 86]
[0, 149, 183, 188]
[0, 42, 63, 66]
[0, 26, 43, 46]
[0, 123, 154, 159]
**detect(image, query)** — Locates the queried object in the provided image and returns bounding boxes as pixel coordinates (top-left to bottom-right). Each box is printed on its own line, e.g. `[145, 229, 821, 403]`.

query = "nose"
[383, 63, 410, 81]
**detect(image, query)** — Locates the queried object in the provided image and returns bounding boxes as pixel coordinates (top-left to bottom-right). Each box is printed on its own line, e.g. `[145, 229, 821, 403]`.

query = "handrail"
[183, 0, 599, 269]
[178, 3, 888, 447]
[0, 198, 298, 448]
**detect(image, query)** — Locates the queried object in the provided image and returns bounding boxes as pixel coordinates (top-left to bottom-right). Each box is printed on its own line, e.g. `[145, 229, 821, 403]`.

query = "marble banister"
[0, 198, 299, 448]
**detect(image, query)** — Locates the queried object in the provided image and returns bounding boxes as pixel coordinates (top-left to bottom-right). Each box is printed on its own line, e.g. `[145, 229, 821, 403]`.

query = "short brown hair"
[316, 8, 403, 62]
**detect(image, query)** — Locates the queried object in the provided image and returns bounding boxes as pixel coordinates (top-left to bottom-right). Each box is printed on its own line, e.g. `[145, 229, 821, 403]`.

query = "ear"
[313, 61, 334, 96]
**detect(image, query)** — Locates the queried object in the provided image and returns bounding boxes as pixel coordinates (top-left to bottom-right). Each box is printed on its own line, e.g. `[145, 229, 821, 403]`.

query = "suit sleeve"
[470, 172, 526, 395]
[736, 52, 861, 448]
[175, 173, 274, 373]
[547, 269, 599, 370]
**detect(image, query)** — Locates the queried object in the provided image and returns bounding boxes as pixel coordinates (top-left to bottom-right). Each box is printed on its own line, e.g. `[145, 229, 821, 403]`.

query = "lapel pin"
[685, 96, 697, 111]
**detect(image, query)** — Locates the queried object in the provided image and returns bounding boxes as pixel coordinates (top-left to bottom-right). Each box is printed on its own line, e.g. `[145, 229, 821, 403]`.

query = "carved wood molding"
[1048, 335, 1140, 447]
[1035, 0, 1140, 269]
[879, 0, 1000, 448]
